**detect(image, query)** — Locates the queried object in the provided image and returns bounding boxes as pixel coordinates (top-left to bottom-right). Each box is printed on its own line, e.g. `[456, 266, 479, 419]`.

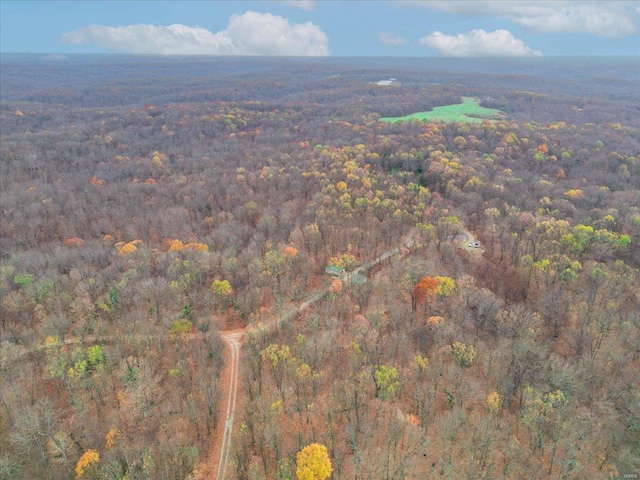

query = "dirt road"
[8, 242, 410, 479]
[207, 242, 409, 478]
[215, 331, 243, 480]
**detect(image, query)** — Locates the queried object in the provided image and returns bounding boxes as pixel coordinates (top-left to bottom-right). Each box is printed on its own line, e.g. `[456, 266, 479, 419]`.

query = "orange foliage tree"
[75, 449, 99, 479]
[411, 276, 438, 311]
[64, 237, 85, 247]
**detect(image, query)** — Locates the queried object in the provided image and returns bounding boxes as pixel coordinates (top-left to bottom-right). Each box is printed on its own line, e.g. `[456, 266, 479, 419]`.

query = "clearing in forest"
[380, 96, 505, 124]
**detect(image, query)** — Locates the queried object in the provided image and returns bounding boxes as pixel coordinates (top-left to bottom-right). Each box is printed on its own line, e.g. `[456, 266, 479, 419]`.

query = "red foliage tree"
[411, 276, 438, 311]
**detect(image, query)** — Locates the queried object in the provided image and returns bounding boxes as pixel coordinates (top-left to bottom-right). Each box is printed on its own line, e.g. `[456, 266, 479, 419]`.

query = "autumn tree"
[75, 449, 99, 479]
[211, 278, 233, 309]
[451, 342, 476, 368]
[296, 443, 332, 480]
[411, 276, 438, 312]
[3, 54, 639, 480]
[374, 365, 401, 400]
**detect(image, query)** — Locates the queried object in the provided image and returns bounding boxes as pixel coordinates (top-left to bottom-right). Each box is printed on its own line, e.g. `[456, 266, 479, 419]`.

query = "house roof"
[325, 265, 345, 276]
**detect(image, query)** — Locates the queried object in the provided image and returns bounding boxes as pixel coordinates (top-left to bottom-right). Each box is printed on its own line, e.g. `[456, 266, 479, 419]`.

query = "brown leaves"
[283, 246, 298, 258]
[64, 237, 85, 247]
[90, 175, 105, 186]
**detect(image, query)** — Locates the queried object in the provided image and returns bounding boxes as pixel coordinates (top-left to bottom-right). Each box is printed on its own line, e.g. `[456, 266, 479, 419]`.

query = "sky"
[1, 1, 639, 57]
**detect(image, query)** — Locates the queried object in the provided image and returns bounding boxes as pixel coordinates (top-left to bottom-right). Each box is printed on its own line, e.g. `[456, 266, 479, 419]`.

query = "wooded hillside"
[1, 55, 638, 479]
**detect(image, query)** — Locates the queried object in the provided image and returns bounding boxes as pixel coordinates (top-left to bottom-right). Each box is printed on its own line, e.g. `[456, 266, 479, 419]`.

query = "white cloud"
[60, 11, 329, 56]
[420, 29, 542, 57]
[378, 32, 407, 46]
[407, 1, 638, 38]
[276, 0, 315, 11]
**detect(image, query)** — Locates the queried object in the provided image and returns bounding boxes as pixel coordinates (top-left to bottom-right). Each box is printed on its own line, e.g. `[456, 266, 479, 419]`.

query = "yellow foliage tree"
[105, 428, 119, 449]
[171, 319, 193, 339]
[168, 239, 184, 252]
[116, 239, 140, 255]
[75, 449, 99, 479]
[487, 391, 500, 413]
[211, 279, 233, 297]
[329, 246, 357, 271]
[413, 354, 429, 374]
[564, 189, 584, 200]
[296, 443, 332, 480]
[451, 342, 476, 368]
[211, 279, 233, 309]
[435, 276, 456, 296]
[118, 242, 138, 255]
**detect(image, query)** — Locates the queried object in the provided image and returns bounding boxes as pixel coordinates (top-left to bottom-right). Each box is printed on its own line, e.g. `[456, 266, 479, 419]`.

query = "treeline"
[2, 55, 638, 124]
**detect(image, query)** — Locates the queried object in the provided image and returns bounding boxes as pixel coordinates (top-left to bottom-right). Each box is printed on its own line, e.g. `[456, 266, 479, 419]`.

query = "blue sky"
[1, 1, 639, 57]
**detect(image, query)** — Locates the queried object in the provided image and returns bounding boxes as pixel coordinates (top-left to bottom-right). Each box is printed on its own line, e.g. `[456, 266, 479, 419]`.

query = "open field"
[380, 96, 505, 123]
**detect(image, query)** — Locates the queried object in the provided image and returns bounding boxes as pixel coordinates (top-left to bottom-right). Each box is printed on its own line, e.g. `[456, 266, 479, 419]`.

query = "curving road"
[4, 233, 477, 480]
[5, 241, 412, 480]
[210, 241, 411, 478]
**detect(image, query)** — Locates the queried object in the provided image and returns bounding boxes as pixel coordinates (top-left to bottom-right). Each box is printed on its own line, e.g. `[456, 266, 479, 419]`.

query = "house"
[375, 78, 399, 86]
[325, 265, 345, 276]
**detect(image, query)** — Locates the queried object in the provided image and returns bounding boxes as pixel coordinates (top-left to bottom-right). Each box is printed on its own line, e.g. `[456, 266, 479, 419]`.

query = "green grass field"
[380, 97, 504, 124]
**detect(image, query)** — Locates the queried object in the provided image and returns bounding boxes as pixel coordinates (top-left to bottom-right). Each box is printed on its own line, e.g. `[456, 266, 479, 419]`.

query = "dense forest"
[1, 54, 639, 479]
